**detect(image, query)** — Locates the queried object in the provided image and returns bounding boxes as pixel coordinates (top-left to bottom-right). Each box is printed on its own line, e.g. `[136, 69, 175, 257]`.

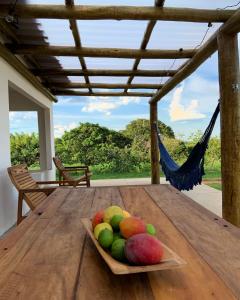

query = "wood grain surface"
[0, 185, 238, 299]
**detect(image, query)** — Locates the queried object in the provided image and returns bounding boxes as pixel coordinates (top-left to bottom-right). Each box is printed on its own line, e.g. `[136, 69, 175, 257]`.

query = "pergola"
[0, 1, 239, 226]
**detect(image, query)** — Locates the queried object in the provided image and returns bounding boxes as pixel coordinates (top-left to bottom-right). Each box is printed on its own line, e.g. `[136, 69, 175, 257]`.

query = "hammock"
[155, 103, 220, 191]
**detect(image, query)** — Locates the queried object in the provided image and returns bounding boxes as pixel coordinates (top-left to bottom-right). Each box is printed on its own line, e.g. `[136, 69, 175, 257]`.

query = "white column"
[0, 77, 18, 235]
[37, 107, 55, 180]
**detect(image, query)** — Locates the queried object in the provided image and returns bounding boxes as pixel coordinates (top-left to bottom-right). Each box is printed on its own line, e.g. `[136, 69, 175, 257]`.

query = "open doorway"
[8, 82, 53, 173]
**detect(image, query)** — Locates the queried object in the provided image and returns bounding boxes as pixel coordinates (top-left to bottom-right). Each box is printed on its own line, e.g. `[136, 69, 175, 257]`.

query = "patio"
[0, 1, 240, 299]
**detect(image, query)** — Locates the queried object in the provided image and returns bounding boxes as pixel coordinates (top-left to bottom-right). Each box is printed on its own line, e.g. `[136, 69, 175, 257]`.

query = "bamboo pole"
[0, 19, 52, 88]
[218, 32, 240, 227]
[65, 0, 92, 93]
[50, 82, 162, 89]
[11, 45, 196, 59]
[0, 5, 233, 22]
[124, 21, 156, 92]
[34, 69, 176, 77]
[150, 102, 160, 184]
[0, 42, 56, 102]
[150, 9, 240, 104]
[125, 0, 165, 93]
[52, 90, 153, 97]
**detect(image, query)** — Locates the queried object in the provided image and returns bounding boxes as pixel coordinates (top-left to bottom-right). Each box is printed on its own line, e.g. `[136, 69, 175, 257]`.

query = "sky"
[9, 0, 240, 139]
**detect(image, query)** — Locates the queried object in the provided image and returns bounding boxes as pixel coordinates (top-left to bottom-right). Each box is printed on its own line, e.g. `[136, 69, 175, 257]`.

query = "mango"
[119, 217, 146, 239]
[122, 210, 131, 218]
[92, 210, 105, 229]
[125, 233, 164, 265]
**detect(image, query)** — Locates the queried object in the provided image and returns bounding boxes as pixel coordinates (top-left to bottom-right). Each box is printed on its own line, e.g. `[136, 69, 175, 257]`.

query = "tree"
[186, 131, 221, 169]
[55, 123, 132, 165]
[162, 137, 188, 164]
[122, 119, 175, 140]
[122, 119, 175, 163]
[10, 133, 40, 166]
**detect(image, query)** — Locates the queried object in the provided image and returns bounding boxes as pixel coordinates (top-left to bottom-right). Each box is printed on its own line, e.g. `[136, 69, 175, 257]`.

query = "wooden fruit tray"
[81, 218, 186, 275]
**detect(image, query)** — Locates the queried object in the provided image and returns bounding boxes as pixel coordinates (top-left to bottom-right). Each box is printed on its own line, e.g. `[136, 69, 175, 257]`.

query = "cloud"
[169, 85, 206, 122]
[81, 96, 141, 115]
[9, 111, 37, 121]
[54, 122, 78, 138]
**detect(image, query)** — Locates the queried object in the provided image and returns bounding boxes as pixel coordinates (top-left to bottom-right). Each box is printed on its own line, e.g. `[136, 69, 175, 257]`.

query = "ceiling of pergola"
[0, 0, 238, 102]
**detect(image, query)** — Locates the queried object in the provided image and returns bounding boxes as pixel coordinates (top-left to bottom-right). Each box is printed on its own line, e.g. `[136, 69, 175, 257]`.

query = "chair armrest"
[65, 166, 89, 170]
[36, 180, 75, 185]
[19, 187, 56, 195]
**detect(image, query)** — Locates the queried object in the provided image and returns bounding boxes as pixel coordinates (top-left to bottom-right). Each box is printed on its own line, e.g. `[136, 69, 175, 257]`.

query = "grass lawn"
[207, 183, 222, 190]
[91, 170, 151, 180]
[35, 162, 222, 190]
[203, 168, 221, 179]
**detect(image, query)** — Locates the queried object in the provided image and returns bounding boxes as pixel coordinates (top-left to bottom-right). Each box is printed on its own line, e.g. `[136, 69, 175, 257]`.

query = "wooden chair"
[7, 164, 75, 225]
[53, 156, 92, 187]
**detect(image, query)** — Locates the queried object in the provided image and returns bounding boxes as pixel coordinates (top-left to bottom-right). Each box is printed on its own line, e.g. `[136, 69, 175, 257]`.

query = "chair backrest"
[53, 156, 65, 171]
[7, 164, 47, 210]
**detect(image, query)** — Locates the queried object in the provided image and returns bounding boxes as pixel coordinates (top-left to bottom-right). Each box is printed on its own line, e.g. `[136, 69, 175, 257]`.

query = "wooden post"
[218, 32, 240, 226]
[150, 102, 160, 184]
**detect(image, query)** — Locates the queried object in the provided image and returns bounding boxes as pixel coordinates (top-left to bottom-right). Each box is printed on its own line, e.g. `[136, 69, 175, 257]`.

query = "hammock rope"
[155, 102, 220, 191]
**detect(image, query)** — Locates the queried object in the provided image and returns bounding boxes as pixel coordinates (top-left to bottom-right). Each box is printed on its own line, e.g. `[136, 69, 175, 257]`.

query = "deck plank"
[76, 187, 154, 300]
[120, 186, 235, 299]
[0, 188, 94, 299]
[0, 185, 239, 299]
[145, 184, 240, 298]
[0, 188, 71, 259]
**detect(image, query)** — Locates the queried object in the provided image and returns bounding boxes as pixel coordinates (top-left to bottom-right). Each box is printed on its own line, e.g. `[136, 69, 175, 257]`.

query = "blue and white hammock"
[155, 103, 220, 191]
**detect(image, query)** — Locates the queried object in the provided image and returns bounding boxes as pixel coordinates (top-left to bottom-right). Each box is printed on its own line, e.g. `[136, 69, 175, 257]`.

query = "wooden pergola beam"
[50, 82, 162, 89]
[34, 68, 176, 77]
[150, 102, 160, 184]
[0, 5, 234, 22]
[150, 9, 240, 104]
[65, 0, 92, 93]
[11, 45, 196, 59]
[218, 32, 240, 227]
[53, 90, 153, 97]
[125, 0, 165, 93]
[0, 42, 56, 102]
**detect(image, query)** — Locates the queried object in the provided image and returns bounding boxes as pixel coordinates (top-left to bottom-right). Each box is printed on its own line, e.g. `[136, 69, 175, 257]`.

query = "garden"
[10, 119, 222, 189]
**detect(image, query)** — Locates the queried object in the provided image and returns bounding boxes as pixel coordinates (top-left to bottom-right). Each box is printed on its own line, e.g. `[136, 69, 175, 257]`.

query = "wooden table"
[0, 185, 240, 299]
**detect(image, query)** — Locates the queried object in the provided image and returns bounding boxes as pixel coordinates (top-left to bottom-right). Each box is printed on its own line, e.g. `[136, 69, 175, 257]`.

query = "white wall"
[0, 57, 55, 236]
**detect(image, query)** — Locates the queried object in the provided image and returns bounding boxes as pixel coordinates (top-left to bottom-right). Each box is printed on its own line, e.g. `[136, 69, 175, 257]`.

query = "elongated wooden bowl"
[81, 218, 186, 275]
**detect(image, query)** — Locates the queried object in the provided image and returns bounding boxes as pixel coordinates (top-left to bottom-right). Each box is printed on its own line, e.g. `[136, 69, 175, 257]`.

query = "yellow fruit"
[123, 210, 131, 218]
[103, 206, 123, 223]
[94, 223, 112, 240]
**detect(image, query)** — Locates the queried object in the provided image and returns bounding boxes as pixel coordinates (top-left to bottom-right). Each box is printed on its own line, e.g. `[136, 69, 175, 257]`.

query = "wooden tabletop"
[0, 185, 240, 300]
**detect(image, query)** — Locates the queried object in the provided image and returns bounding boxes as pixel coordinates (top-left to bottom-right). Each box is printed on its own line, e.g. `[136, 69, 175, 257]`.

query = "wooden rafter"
[149, 9, 240, 104]
[49, 82, 163, 89]
[124, 0, 165, 93]
[11, 45, 196, 59]
[33, 69, 176, 77]
[0, 5, 234, 22]
[52, 90, 154, 97]
[65, 0, 92, 93]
